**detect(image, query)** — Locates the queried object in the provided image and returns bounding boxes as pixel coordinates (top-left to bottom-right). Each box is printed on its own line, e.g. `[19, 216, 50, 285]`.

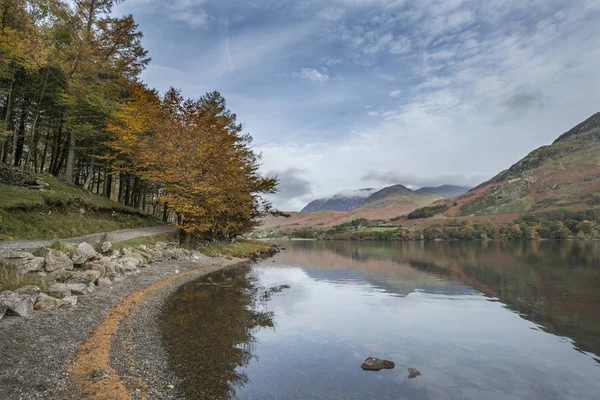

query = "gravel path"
[0, 225, 176, 249]
[0, 255, 244, 400]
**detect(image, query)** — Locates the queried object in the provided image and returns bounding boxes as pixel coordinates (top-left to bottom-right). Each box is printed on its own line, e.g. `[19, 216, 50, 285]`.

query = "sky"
[115, 0, 600, 211]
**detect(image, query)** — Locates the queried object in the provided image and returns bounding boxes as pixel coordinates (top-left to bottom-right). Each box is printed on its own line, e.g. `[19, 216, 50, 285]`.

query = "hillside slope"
[415, 185, 470, 197]
[413, 112, 600, 221]
[0, 165, 163, 241]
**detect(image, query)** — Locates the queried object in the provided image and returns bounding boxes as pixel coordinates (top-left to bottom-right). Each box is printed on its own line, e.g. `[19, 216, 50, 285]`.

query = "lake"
[160, 240, 600, 399]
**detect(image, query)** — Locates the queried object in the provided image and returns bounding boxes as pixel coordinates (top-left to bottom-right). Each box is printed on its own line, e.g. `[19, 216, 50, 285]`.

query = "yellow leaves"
[0, 25, 49, 75]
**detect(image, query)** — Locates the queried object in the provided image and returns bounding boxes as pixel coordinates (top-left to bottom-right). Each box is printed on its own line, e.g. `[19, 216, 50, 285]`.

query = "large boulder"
[360, 358, 395, 371]
[0, 286, 41, 317]
[0, 250, 45, 274]
[34, 293, 78, 310]
[44, 249, 74, 272]
[71, 242, 98, 265]
[0, 302, 7, 320]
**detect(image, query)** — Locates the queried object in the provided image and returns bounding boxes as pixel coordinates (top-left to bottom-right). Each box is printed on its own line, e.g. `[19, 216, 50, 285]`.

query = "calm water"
[160, 240, 600, 400]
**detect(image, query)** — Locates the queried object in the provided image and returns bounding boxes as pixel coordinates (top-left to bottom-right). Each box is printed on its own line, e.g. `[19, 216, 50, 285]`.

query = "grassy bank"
[0, 174, 163, 241]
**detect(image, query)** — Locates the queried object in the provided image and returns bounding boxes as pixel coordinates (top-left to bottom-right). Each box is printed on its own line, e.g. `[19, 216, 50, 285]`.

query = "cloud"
[362, 170, 486, 188]
[166, 0, 210, 27]
[298, 68, 330, 83]
[389, 90, 402, 97]
[318, 7, 345, 21]
[501, 90, 545, 111]
[265, 168, 313, 209]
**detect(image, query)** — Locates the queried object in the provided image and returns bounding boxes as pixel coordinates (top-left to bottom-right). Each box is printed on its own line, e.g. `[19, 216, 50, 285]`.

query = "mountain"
[416, 112, 600, 220]
[359, 184, 440, 209]
[301, 189, 376, 212]
[415, 185, 470, 198]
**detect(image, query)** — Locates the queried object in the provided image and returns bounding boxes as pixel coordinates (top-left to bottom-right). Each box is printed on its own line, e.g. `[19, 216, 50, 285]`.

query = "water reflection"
[275, 240, 600, 358]
[160, 266, 274, 399]
[161, 240, 600, 400]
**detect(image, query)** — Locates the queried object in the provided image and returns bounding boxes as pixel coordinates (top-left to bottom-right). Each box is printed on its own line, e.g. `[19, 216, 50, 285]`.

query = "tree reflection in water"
[160, 266, 274, 399]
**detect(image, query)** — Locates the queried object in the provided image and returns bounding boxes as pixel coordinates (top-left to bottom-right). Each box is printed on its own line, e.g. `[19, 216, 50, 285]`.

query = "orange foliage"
[107, 83, 278, 237]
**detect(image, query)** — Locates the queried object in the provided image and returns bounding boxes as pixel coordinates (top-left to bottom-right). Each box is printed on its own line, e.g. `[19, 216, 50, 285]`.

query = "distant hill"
[415, 185, 469, 198]
[412, 112, 600, 220]
[301, 188, 376, 212]
[359, 184, 440, 209]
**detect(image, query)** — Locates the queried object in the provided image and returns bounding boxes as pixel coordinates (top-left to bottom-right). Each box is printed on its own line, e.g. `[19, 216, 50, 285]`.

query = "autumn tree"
[107, 85, 279, 238]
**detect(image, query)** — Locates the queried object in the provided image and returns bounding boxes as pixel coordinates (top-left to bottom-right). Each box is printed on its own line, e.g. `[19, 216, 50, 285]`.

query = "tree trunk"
[103, 166, 112, 198]
[1, 69, 16, 164]
[83, 156, 95, 191]
[13, 105, 27, 166]
[163, 202, 168, 222]
[24, 70, 49, 170]
[64, 131, 76, 184]
[39, 129, 50, 173]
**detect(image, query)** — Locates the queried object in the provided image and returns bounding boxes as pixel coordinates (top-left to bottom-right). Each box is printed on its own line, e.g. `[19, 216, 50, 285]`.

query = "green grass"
[0, 209, 161, 241]
[0, 174, 163, 241]
[195, 240, 275, 258]
[111, 233, 178, 250]
[0, 262, 46, 291]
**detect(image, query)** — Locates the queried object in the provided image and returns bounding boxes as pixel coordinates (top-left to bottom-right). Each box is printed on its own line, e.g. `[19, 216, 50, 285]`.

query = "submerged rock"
[360, 357, 395, 371]
[408, 368, 421, 379]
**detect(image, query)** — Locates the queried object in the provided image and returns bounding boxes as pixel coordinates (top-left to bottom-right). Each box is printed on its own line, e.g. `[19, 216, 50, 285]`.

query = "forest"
[0, 0, 279, 239]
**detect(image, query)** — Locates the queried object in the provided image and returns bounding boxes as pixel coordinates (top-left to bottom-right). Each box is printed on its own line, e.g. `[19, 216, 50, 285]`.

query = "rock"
[118, 257, 140, 268]
[84, 270, 102, 284]
[138, 244, 148, 251]
[173, 248, 188, 260]
[34, 293, 77, 310]
[408, 368, 421, 379]
[45, 269, 75, 284]
[360, 357, 395, 371]
[90, 369, 110, 380]
[64, 283, 92, 296]
[45, 284, 72, 299]
[0, 250, 45, 273]
[110, 250, 121, 258]
[0, 303, 7, 320]
[71, 242, 98, 265]
[44, 249, 74, 272]
[0, 286, 41, 317]
[97, 277, 112, 288]
[100, 242, 113, 254]
[155, 242, 168, 250]
[65, 271, 95, 284]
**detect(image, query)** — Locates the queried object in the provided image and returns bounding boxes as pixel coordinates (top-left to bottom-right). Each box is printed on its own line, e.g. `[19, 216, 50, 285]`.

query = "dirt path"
[0, 256, 245, 400]
[0, 226, 176, 250]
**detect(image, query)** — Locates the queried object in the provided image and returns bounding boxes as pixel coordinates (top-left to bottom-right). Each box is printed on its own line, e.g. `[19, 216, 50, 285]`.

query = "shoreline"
[0, 255, 251, 400]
